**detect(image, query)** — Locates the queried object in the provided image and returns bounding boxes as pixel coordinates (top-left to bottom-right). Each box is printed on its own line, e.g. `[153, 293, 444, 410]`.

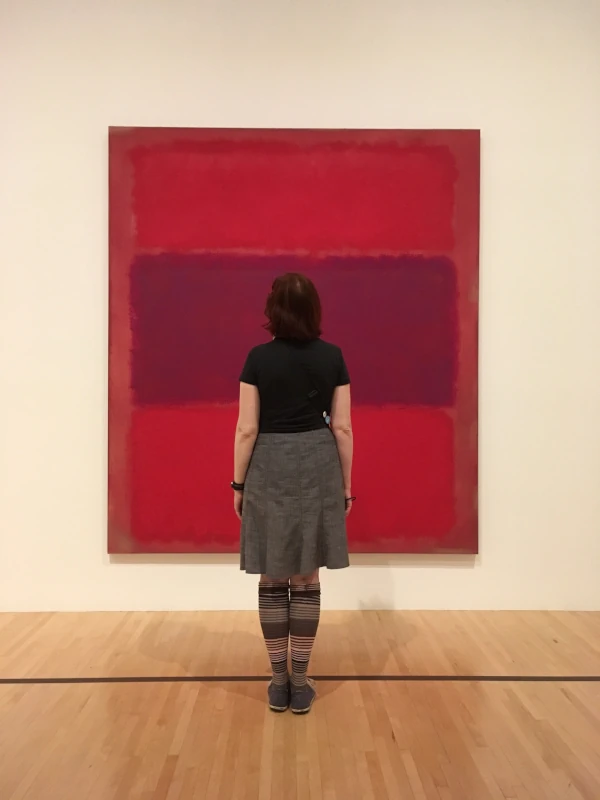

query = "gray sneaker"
[290, 679, 316, 714]
[268, 680, 290, 712]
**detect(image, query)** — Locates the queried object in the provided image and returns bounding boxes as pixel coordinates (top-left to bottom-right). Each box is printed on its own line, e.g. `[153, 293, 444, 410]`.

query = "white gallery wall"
[1, 0, 599, 611]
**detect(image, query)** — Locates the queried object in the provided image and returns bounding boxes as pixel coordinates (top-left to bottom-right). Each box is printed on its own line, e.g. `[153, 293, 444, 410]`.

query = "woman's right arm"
[330, 384, 353, 514]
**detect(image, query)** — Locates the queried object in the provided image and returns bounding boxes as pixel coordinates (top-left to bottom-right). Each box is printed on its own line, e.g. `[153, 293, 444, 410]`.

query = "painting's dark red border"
[108, 133, 136, 553]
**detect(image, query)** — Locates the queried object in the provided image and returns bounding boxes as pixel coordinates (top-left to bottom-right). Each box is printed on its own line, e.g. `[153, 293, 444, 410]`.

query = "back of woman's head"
[264, 273, 322, 341]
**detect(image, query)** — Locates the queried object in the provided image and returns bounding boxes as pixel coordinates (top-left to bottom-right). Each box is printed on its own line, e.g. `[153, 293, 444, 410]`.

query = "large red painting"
[109, 128, 479, 554]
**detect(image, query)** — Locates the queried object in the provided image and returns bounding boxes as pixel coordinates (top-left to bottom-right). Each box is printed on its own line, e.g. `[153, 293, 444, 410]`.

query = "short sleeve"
[239, 348, 259, 385]
[336, 348, 350, 386]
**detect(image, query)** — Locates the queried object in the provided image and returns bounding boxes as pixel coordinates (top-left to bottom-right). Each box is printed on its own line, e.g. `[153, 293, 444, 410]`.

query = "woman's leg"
[258, 576, 290, 689]
[289, 569, 321, 691]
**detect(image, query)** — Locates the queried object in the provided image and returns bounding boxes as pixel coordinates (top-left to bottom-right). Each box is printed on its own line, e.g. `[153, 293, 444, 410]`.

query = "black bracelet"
[231, 481, 245, 491]
[345, 496, 356, 504]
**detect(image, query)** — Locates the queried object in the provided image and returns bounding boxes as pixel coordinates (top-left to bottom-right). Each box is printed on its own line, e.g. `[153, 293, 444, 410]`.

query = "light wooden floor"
[0, 612, 599, 799]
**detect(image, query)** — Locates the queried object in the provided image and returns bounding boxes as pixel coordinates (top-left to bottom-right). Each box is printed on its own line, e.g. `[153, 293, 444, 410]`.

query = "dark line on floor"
[1, 675, 599, 686]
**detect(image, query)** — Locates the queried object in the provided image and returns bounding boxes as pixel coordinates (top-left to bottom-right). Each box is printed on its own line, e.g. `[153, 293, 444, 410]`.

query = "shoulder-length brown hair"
[264, 273, 322, 341]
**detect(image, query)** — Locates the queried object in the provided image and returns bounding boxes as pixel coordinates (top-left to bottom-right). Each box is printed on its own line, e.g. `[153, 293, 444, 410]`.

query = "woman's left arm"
[233, 382, 260, 519]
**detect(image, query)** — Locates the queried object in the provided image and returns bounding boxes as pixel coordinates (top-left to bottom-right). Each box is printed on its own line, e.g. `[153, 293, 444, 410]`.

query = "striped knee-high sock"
[289, 583, 321, 687]
[258, 582, 290, 686]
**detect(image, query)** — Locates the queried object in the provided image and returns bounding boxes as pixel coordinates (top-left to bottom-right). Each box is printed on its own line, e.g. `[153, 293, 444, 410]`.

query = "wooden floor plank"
[0, 612, 598, 799]
[1, 611, 599, 680]
[0, 680, 597, 800]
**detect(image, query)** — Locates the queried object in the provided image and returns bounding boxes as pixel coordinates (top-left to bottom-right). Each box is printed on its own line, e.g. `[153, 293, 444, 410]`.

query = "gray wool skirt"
[240, 427, 350, 579]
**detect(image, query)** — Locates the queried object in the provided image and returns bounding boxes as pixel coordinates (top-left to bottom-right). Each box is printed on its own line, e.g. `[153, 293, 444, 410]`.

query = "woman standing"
[232, 273, 353, 714]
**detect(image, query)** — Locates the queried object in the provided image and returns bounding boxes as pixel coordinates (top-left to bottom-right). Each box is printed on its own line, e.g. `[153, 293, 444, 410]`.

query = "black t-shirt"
[240, 338, 350, 434]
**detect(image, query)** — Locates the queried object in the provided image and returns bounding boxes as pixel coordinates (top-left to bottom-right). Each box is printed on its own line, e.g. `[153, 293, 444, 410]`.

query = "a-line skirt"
[240, 427, 350, 579]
